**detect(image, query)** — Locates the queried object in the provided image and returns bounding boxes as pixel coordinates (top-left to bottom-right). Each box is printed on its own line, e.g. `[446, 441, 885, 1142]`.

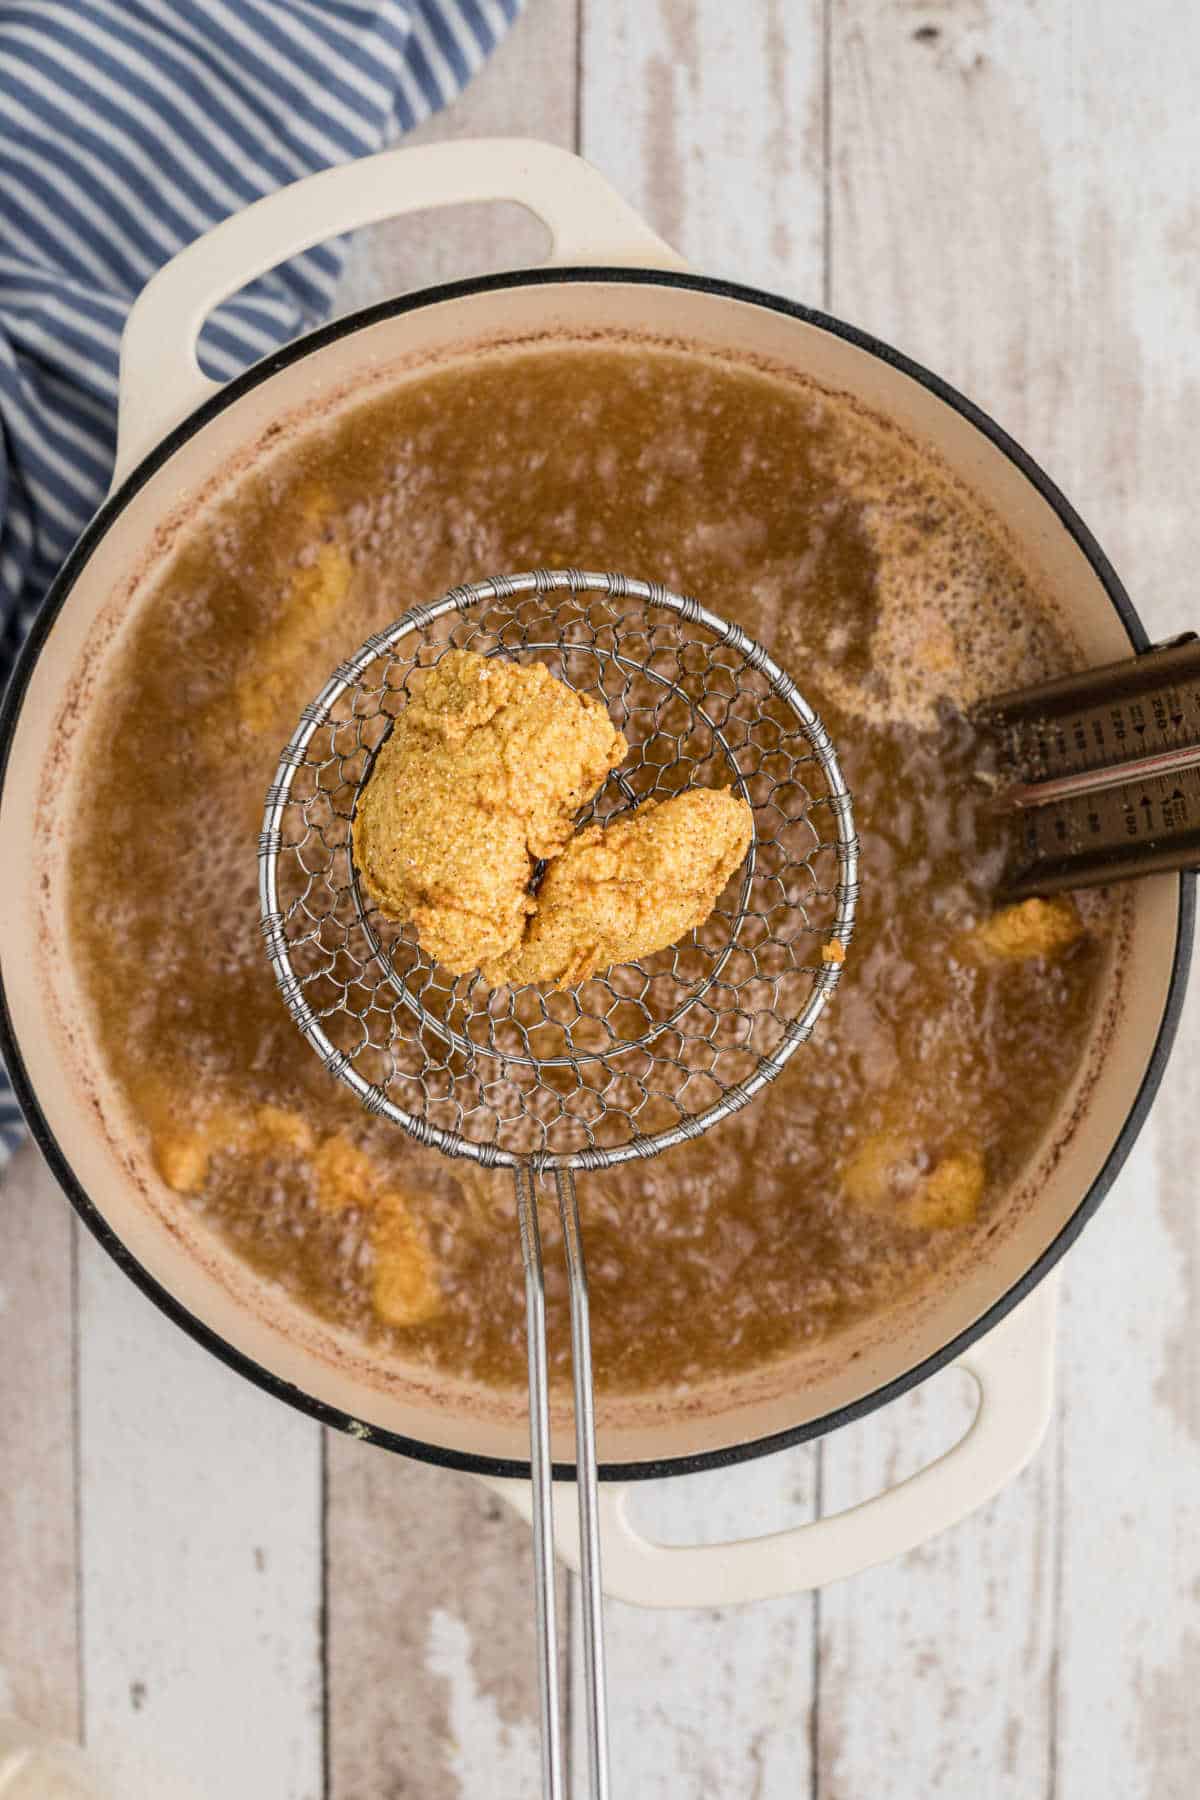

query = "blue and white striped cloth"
[0, 0, 520, 1165]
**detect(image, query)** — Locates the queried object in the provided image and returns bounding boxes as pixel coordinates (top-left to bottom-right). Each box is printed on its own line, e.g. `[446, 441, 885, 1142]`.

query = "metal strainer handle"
[517, 1166, 608, 1800]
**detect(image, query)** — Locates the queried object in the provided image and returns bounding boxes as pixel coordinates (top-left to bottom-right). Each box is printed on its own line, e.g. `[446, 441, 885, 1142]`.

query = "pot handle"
[484, 1274, 1057, 1607]
[114, 138, 686, 485]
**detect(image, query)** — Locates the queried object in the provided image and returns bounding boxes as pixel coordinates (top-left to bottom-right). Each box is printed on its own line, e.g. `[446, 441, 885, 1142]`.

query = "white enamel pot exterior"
[0, 141, 1190, 1605]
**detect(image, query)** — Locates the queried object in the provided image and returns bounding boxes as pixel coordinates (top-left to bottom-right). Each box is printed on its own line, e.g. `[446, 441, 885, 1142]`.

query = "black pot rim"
[0, 264, 1192, 1483]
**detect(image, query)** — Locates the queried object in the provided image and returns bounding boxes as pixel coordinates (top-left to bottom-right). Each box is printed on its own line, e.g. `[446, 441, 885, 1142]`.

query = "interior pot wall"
[0, 275, 1180, 1471]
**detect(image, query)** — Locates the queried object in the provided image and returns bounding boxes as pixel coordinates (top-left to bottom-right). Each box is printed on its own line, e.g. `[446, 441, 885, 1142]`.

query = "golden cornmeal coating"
[310, 1135, 441, 1327]
[352, 650, 627, 976]
[968, 894, 1083, 961]
[234, 542, 354, 737]
[154, 1099, 441, 1328]
[489, 787, 754, 987]
[914, 1150, 986, 1229]
[841, 1130, 985, 1230]
[153, 1100, 315, 1194]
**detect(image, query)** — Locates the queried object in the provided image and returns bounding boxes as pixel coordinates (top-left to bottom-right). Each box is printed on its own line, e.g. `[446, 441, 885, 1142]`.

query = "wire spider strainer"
[258, 569, 858, 1800]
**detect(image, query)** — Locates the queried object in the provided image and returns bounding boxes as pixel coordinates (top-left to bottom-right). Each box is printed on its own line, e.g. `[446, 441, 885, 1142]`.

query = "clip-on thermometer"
[977, 634, 1200, 898]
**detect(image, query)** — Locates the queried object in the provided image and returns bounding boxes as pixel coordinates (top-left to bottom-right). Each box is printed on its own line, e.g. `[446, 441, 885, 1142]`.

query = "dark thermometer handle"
[976, 634, 1200, 895]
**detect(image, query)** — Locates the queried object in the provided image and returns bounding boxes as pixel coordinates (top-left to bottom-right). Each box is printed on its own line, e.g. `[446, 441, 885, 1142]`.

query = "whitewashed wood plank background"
[3, 1, 1198, 1795]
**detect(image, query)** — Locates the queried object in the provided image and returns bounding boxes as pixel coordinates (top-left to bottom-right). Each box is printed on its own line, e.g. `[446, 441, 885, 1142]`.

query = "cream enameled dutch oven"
[0, 142, 1190, 1606]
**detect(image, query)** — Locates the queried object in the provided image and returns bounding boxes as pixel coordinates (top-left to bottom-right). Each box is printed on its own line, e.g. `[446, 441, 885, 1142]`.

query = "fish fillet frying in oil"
[352, 649, 626, 975]
[486, 787, 754, 987]
[354, 650, 755, 989]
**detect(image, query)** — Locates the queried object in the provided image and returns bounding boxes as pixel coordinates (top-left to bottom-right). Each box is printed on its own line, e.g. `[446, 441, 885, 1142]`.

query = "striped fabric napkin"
[0, 0, 520, 1165]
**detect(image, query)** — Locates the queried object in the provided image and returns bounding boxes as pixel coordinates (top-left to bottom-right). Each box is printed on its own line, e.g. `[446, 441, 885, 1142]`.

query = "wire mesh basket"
[259, 570, 857, 1171]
